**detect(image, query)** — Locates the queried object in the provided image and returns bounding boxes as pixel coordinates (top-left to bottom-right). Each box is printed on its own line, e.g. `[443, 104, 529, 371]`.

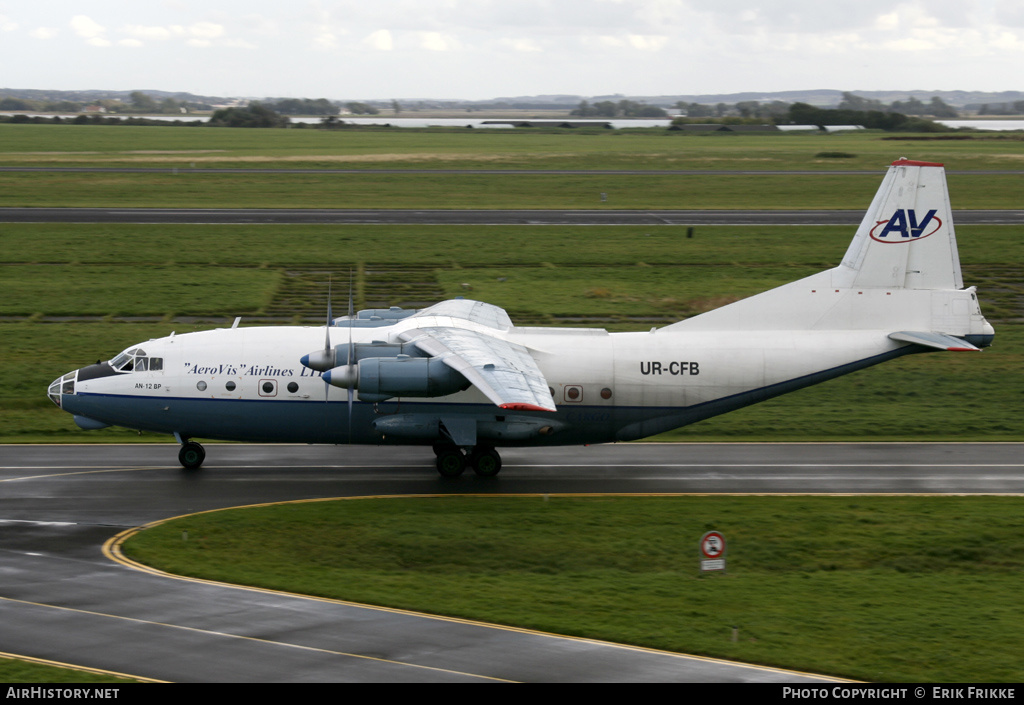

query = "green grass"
[121, 495, 1024, 682]
[3, 223, 1022, 267]
[1, 127, 1019, 443]
[1, 171, 1021, 209]
[0, 264, 279, 316]
[2, 124, 1021, 208]
[2, 221, 1019, 443]
[3, 123, 1024, 171]
[0, 655, 142, 684]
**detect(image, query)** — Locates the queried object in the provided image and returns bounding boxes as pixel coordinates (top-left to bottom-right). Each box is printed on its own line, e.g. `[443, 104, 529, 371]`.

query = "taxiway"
[2, 443, 1021, 682]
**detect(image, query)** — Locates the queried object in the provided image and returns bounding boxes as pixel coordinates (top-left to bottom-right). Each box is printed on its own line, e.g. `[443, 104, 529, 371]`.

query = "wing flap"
[889, 331, 981, 352]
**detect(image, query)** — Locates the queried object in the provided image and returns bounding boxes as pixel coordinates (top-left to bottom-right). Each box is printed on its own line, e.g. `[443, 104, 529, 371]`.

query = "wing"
[407, 298, 515, 330]
[398, 301, 556, 412]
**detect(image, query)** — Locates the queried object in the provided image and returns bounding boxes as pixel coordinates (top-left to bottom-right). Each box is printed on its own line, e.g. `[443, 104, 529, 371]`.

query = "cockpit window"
[110, 348, 161, 373]
[111, 351, 134, 371]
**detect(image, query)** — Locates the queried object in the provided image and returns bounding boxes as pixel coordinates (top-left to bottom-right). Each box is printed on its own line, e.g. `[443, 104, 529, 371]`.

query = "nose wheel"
[178, 441, 206, 470]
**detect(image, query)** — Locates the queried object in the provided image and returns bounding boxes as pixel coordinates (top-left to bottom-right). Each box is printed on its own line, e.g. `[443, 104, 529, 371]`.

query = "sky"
[2, 1, 1023, 101]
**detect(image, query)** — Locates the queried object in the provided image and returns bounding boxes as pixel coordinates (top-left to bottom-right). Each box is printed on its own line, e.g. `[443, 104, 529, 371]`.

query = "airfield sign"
[699, 531, 727, 573]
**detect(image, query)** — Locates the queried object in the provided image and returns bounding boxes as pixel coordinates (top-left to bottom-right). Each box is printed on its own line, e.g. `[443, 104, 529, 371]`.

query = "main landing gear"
[178, 439, 206, 470]
[433, 443, 502, 478]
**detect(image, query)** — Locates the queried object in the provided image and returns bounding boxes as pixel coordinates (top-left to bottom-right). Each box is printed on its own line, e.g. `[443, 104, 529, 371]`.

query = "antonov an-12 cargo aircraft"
[49, 159, 994, 477]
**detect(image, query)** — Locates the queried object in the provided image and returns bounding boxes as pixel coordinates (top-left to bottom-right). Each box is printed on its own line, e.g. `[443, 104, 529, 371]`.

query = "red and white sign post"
[699, 531, 727, 573]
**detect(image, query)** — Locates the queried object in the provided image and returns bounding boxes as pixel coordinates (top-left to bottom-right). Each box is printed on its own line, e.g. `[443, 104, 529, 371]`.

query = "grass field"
[1, 170, 1023, 209]
[0, 656, 140, 684]
[5, 123, 1022, 683]
[3, 123, 1024, 171]
[121, 495, 1024, 682]
[2, 220, 1020, 443]
[2, 124, 1022, 209]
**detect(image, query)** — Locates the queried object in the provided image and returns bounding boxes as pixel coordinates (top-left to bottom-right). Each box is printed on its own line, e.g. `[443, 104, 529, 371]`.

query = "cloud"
[0, 15, 18, 32]
[419, 31, 456, 51]
[114, 20, 242, 49]
[501, 38, 543, 53]
[121, 25, 177, 41]
[30, 27, 59, 40]
[364, 29, 394, 51]
[189, 22, 224, 40]
[70, 15, 105, 39]
[995, 0, 1024, 26]
[223, 38, 258, 49]
[627, 34, 668, 51]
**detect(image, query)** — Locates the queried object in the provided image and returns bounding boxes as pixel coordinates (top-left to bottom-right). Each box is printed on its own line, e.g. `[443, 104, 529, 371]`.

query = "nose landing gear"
[175, 433, 206, 470]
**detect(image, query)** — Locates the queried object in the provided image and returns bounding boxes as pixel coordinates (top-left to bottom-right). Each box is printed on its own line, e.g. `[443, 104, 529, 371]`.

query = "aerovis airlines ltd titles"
[49, 160, 994, 477]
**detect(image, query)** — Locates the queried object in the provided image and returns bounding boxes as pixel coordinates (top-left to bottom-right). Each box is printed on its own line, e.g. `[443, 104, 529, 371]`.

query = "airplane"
[48, 159, 995, 477]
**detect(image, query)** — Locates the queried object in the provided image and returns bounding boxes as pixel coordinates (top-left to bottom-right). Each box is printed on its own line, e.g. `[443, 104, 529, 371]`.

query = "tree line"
[0, 91, 210, 114]
[674, 92, 960, 122]
[973, 101, 1024, 115]
[0, 91, 389, 118]
[571, 99, 668, 118]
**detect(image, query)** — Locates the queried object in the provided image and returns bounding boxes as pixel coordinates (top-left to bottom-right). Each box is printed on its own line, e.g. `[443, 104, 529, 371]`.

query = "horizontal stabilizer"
[888, 331, 980, 352]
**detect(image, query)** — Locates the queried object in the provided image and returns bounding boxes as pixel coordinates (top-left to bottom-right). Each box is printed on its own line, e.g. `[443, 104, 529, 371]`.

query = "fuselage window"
[226, 381, 236, 391]
[149, 358, 163, 371]
[287, 382, 299, 393]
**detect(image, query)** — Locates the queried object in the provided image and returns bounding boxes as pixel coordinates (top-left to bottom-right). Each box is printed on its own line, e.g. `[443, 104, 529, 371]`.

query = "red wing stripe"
[499, 403, 556, 412]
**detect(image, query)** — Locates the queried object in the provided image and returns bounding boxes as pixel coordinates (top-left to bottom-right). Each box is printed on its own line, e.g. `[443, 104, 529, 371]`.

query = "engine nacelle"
[356, 356, 470, 402]
[302, 341, 424, 373]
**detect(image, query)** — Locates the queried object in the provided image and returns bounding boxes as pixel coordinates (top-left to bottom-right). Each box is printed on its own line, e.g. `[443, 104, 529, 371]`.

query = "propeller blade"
[347, 269, 354, 443]
[347, 387, 354, 444]
[324, 277, 333, 403]
[325, 277, 333, 350]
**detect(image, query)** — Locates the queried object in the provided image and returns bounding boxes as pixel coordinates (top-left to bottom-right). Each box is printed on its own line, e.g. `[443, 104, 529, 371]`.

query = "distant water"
[295, 116, 673, 129]
[7, 112, 1020, 131]
[936, 119, 1024, 131]
[0, 112, 670, 129]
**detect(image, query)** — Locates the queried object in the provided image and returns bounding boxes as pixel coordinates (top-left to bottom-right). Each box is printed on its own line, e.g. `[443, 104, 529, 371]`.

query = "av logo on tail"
[870, 209, 942, 242]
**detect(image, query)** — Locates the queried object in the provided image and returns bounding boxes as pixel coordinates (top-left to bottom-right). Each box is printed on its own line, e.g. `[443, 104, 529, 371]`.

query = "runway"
[2, 442, 1021, 682]
[3, 207, 1024, 226]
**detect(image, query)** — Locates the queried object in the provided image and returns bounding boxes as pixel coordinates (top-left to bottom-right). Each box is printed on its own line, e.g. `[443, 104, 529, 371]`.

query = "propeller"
[302, 271, 358, 442]
[299, 279, 337, 375]
[318, 272, 358, 442]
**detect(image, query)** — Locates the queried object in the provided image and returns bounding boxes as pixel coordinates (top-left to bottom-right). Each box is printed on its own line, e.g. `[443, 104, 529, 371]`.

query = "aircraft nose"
[47, 370, 77, 408]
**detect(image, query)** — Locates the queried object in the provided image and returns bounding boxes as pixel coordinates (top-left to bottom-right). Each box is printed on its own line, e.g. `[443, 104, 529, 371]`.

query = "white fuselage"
[57, 319, 914, 447]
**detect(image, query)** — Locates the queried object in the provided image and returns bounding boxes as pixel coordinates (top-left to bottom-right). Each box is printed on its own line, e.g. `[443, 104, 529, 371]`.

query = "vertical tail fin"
[834, 158, 962, 290]
[662, 159, 993, 345]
